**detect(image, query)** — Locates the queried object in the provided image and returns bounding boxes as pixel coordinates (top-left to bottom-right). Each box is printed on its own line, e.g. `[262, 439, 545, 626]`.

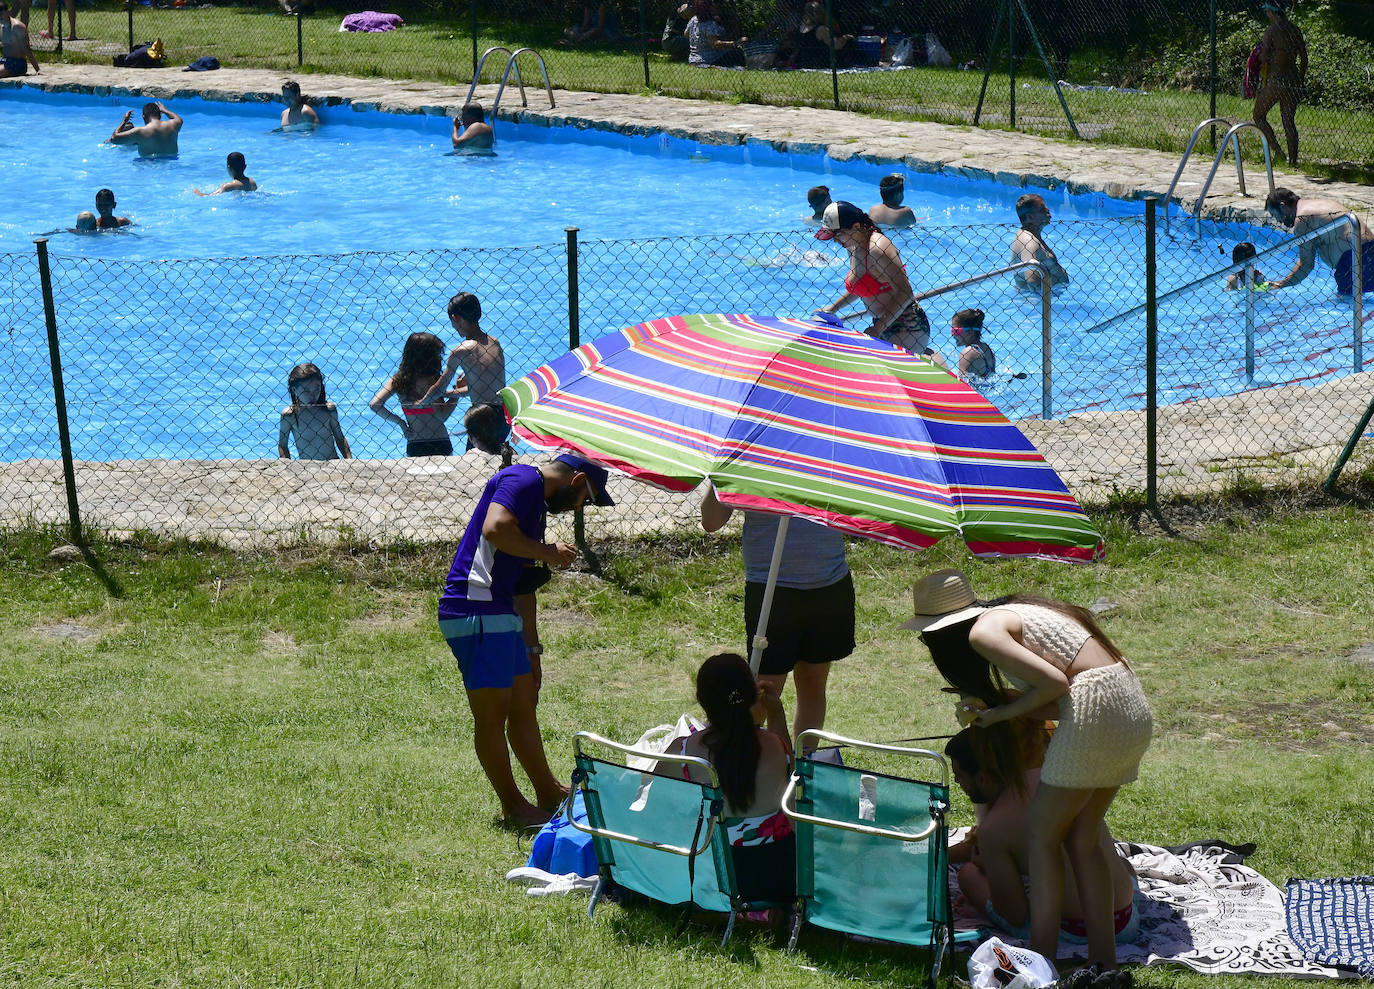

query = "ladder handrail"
[914, 260, 1055, 419]
[494, 48, 555, 114]
[1189, 122, 1275, 238]
[1162, 118, 1232, 236]
[464, 46, 515, 110]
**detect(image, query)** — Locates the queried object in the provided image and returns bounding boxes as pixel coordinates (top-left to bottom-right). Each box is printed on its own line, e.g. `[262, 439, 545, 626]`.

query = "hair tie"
[726, 688, 747, 707]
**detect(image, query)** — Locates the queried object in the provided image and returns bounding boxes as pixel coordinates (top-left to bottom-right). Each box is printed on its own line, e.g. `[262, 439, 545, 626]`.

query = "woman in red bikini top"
[814, 200, 933, 357]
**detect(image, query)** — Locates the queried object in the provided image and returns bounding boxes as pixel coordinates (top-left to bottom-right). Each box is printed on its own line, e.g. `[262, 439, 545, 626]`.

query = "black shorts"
[743, 572, 855, 676]
[730, 834, 796, 904]
[406, 437, 454, 457]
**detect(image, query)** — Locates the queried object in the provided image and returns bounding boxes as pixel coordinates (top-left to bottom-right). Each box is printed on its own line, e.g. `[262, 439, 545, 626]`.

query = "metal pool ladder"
[464, 46, 556, 122]
[1162, 118, 1274, 237]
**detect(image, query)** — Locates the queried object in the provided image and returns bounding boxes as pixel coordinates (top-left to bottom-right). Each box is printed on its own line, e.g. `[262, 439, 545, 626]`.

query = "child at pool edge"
[278, 362, 352, 460]
[661, 652, 797, 906]
[410, 292, 510, 455]
[951, 307, 996, 379]
[1225, 242, 1269, 291]
[369, 332, 461, 457]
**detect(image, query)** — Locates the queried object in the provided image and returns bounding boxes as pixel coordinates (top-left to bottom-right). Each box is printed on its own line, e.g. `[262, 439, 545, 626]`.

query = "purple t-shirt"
[438, 464, 546, 618]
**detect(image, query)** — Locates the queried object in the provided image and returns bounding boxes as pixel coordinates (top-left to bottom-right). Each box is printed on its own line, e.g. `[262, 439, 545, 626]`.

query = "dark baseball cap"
[555, 454, 615, 506]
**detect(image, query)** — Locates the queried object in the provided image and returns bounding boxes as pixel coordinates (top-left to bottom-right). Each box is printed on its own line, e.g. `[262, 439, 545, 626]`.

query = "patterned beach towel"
[1286, 877, 1374, 978]
[952, 840, 1342, 979]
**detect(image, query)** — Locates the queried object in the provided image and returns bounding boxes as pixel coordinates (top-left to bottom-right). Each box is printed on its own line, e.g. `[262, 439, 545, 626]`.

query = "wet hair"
[807, 185, 831, 210]
[142, 102, 162, 120]
[953, 307, 985, 330]
[879, 173, 905, 206]
[1232, 241, 1258, 264]
[945, 723, 1051, 800]
[461, 102, 486, 124]
[447, 291, 482, 324]
[287, 362, 326, 412]
[282, 79, 301, 99]
[1266, 187, 1299, 212]
[464, 402, 508, 455]
[75, 212, 97, 232]
[95, 188, 115, 208]
[391, 332, 444, 401]
[1015, 193, 1046, 223]
[226, 152, 248, 179]
[695, 653, 761, 810]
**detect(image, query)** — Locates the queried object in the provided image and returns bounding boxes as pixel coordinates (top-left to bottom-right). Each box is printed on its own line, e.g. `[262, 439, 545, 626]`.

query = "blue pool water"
[0, 87, 1367, 463]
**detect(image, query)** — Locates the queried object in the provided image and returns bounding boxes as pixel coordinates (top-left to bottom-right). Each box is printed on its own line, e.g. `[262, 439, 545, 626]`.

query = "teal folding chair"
[564, 731, 787, 944]
[781, 729, 979, 984]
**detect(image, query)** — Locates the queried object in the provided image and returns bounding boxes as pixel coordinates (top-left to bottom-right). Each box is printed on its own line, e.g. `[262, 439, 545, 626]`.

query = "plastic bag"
[968, 937, 1057, 989]
[890, 36, 916, 66]
[626, 712, 705, 770]
[925, 31, 952, 67]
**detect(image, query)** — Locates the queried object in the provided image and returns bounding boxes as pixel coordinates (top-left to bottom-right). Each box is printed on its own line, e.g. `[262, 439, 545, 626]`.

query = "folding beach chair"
[781, 729, 979, 985]
[565, 730, 788, 944]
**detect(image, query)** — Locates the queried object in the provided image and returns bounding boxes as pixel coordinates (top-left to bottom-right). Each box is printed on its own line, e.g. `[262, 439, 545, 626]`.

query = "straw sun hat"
[899, 569, 987, 632]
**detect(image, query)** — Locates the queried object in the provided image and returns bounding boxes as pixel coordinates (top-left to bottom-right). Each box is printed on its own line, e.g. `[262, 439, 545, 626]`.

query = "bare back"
[454, 334, 506, 406]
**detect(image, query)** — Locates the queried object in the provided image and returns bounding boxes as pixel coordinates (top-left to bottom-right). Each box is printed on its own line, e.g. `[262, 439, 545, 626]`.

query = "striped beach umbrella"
[502, 313, 1102, 666]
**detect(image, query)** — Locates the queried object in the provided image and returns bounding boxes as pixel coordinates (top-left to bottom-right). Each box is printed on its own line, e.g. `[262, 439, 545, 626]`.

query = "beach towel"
[1286, 877, 1374, 977]
[338, 11, 404, 32]
[953, 839, 1342, 978]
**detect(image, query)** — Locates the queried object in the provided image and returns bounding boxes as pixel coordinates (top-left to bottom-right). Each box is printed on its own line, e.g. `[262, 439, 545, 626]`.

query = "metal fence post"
[565, 226, 580, 351]
[56, 3, 63, 55]
[1244, 261, 1256, 382]
[1007, 0, 1016, 129]
[823, 0, 838, 109]
[127, 1, 134, 52]
[1208, 0, 1217, 153]
[1145, 198, 1158, 510]
[35, 239, 83, 544]
[1041, 276, 1052, 419]
[471, 0, 479, 78]
[639, 0, 650, 90]
[297, 11, 304, 67]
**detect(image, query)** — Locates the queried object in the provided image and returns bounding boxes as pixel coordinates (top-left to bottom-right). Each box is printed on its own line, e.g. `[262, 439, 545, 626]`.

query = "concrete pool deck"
[5, 64, 1373, 225]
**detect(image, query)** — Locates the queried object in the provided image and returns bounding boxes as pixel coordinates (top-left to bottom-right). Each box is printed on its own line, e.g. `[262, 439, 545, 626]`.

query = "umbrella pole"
[747, 516, 790, 676]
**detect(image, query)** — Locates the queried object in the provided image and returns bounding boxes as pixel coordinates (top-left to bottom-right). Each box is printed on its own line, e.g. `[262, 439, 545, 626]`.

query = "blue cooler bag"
[527, 790, 597, 878]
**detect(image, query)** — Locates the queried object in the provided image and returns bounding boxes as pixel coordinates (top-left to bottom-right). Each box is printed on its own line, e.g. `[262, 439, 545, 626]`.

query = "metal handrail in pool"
[914, 260, 1054, 419]
[464, 47, 556, 124]
[1162, 119, 1274, 238]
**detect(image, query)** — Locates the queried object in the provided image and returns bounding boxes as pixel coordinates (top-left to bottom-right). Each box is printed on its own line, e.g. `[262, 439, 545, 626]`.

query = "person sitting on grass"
[945, 725, 1140, 955]
[666, 652, 796, 905]
[279, 79, 320, 129]
[563, 0, 622, 44]
[194, 152, 258, 196]
[1225, 242, 1268, 291]
[686, 0, 746, 67]
[451, 102, 494, 153]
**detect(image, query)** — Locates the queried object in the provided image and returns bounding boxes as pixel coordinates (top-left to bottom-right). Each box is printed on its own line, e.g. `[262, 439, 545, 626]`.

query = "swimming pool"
[0, 87, 1366, 464]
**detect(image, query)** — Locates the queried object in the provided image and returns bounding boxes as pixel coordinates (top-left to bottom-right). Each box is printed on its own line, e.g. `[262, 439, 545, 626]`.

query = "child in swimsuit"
[672, 652, 796, 904]
[368, 332, 461, 457]
[951, 307, 997, 378]
[1225, 242, 1269, 291]
[278, 362, 352, 460]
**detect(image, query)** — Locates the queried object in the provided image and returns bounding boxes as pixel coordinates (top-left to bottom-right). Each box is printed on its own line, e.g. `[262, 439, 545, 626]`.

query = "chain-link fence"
[1, 207, 1369, 545]
[27, 0, 1374, 175]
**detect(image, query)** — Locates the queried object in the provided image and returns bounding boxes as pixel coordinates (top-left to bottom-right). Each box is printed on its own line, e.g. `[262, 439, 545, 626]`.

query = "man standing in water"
[279, 79, 320, 128]
[1010, 194, 1070, 290]
[1264, 187, 1374, 295]
[1252, 0, 1306, 168]
[451, 103, 494, 153]
[109, 101, 183, 157]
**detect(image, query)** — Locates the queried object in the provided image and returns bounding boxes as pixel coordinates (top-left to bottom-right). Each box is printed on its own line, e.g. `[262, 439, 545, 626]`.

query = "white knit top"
[988, 602, 1091, 688]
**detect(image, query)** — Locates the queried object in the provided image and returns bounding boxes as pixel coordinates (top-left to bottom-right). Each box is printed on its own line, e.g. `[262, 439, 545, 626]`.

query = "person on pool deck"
[805, 184, 831, 223]
[370, 331, 462, 457]
[451, 103, 494, 153]
[0, 0, 40, 78]
[437, 454, 614, 826]
[93, 188, 130, 229]
[411, 292, 509, 455]
[1224, 242, 1269, 291]
[109, 101, 183, 158]
[815, 200, 935, 357]
[39, 0, 73, 40]
[279, 79, 320, 128]
[1264, 187, 1374, 296]
[944, 726, 1140, 949]
[1011, 193, 1070, 290]
[1252, 0, 1306, 168]
[869, 173, 917, 228]
[700, 484, 854, 752]
[194, 152, 258, 196]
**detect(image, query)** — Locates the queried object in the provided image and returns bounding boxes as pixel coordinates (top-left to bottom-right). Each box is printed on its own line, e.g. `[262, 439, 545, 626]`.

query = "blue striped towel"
[1285, 876, 1374, 978]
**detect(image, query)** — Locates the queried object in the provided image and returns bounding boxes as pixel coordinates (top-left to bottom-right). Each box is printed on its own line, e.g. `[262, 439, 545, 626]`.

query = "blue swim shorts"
[440, 613, 529, 690]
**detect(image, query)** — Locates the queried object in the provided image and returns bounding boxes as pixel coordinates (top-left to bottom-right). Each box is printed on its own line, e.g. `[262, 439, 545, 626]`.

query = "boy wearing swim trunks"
[0, 1, 41, 78]
[437, 455, 614, 826]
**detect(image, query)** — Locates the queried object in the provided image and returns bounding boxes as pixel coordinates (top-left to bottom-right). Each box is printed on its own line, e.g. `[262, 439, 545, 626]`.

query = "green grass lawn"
[39, 6, 1374, 176]
[3, 498, 1373, 986]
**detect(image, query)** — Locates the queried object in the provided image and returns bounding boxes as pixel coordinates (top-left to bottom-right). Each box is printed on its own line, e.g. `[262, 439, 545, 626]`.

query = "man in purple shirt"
[440, 454, 614, 826]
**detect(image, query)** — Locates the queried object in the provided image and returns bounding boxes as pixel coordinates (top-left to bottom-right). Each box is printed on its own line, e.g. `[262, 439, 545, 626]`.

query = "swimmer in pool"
[279, 79, 320, 128]
[869, 173, 917, 228]
[806, 184, 831, 223]
[194, 152, 258, 196]
[451, 102, 494, 153]
[108, 101, 182, 158]
[1011, 193, 1070, 290]
[1264, 187, 1374, 296]
[93, 188, 131, 229]
[1225, 242, 1268, 291]
[71, 211, 97, 234]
